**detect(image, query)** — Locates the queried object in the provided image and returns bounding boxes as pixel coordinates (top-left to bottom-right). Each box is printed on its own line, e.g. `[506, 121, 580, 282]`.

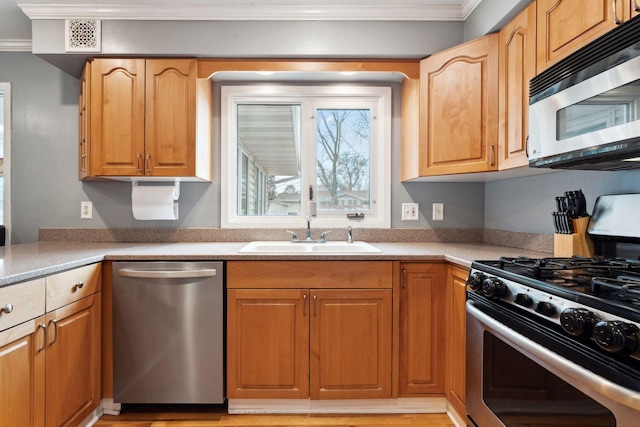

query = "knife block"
[554, 216, 595, 257]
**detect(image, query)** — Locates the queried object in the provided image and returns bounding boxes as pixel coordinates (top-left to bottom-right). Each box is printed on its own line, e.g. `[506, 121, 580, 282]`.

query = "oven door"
[466, 298, 640, 427]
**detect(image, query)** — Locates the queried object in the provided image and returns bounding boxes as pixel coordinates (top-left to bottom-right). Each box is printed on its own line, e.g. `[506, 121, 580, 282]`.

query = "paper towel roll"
[132, 185, 179, 220]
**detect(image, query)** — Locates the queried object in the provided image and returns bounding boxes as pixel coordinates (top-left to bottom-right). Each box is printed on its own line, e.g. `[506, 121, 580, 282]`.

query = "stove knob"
[593, 321, 639, 355]
[535, 301, 556, 317]
[481, 277, 507, 299]
[559, 308, 597, 337]
[467, 272, 486, 291]
[514, 293, 533, 308]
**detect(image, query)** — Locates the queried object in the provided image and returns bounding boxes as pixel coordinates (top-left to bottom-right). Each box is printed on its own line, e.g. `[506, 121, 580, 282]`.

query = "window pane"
[316, 109, 370, 212]
[236, 104, 301, 216]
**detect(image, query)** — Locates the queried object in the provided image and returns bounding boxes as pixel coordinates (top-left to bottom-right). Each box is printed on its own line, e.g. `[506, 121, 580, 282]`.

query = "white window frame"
[221, 85, 391, 229]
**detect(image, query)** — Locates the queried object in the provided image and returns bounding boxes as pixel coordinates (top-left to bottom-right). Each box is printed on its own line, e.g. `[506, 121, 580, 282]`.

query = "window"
[221, 85, 391, 228]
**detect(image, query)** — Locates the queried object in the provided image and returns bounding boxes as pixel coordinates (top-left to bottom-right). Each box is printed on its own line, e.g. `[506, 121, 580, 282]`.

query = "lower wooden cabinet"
[446, 265, 469, 416]
[227, 288, 392, 400]
[0, 317, 46, 427]
[45, 293, 101, 427]
[398, 262, 446, 395]
[0, 264, 102, 427]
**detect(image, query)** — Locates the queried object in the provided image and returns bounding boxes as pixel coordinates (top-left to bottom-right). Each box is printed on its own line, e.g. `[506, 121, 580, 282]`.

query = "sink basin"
[238, 241, 382, 253]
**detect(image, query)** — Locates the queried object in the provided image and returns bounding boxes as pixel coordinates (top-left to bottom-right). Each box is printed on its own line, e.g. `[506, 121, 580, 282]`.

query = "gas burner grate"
[591, 276, 640, 305]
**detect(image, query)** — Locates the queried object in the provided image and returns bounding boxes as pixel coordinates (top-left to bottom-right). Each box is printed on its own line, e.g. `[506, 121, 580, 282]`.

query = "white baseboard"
[228, 397, 448, 414]
[77, 405, 103, 427]
[101, 398, 122, 416]
[446, 402, 467, 427]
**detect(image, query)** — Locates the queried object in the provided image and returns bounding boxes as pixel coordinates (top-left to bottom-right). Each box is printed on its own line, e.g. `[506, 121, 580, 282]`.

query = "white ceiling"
[0, 0, 483, 48]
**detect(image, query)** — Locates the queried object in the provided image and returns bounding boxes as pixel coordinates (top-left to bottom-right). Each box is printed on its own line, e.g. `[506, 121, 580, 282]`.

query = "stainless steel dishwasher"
[112, 261, 224, 404]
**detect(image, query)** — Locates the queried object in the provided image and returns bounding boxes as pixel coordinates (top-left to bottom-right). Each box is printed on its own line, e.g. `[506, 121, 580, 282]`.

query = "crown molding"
[0, 39, 32, 52]
[19, 1, 484, 22]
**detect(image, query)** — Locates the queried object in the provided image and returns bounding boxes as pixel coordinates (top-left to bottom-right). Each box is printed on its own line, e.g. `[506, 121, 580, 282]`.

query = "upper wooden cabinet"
[498, 2, 536, 170]
[416, 33, 499, 176]
[81, 58, 212, 181]
[537, 0, 639, 72]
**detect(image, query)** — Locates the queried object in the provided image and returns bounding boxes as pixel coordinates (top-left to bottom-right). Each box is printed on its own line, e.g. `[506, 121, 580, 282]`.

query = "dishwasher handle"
[118, 268, 217, 279]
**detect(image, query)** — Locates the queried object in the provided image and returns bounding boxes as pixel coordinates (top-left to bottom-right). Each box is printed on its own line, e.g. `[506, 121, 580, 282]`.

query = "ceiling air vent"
[65, 19, 101, 52]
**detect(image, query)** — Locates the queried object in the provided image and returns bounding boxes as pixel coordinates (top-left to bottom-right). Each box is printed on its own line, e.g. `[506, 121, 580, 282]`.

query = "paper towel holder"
[131, 180, 180, 200]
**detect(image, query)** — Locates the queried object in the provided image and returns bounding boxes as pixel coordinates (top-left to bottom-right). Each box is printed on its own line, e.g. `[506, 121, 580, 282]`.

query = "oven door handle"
[466, 300, 640, 411]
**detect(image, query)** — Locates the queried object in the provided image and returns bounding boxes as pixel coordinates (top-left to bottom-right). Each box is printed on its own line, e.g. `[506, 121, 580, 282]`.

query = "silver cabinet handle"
[145, 154, 151, 173]
[489, 145, 495, 166]
[0, 303, 13, 314]
[525, 135, 530, 158]
[137, 153, 142, 172]
[37, 324, 47, 352]
[48, 319, 58, 346]
[613, 0, 623, 24]
[313, 295, 317, 316]
[635, 0, 640, 12]
[303, 294, 307, 316]
[118, 268, 217, 279]
[72, 281, 84, 292]
[401, 268, 407, 289]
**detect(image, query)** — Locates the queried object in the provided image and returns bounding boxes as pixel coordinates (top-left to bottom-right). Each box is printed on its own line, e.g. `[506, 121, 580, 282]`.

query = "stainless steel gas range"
[465, 195, 640, 427]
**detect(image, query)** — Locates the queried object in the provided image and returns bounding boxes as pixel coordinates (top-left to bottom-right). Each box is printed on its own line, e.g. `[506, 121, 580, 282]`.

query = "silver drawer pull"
[73, 281, 84, 292]
[0, 303, 13, 314]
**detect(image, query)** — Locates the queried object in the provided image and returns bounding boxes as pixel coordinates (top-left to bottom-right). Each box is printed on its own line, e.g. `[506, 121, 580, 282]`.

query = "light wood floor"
[94, 406, 456, 427]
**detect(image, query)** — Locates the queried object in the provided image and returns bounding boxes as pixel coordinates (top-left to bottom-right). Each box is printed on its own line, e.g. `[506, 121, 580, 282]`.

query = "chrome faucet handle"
[285, 230, 297, 241]
[320, 230, 331, 242]
[347, 226, 353, 243]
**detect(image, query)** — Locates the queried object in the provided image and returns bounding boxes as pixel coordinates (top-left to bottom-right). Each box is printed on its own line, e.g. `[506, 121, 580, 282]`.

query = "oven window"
[483, 332, 616, 426]
[556, 80, 640, 140]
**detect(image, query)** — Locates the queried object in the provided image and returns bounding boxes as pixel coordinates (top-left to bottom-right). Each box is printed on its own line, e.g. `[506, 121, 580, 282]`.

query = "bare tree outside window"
[316, 109, 371, 211]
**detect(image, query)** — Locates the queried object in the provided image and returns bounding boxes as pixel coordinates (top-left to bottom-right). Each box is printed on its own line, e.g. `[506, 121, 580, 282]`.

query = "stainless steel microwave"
[529, 16, 640, 170]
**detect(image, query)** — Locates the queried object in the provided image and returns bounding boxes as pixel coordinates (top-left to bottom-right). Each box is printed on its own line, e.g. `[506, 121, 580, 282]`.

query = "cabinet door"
[419, 33, 499, 175]
[90, 58, 145, 176]
[227, 289, 309, 399]
[446, 265, 469, 417]
[0, 318, 45, 427]
[498, 2, 536, 170]
[537, 0, 618, 72]
[45, 294, 101, 427]
[310, 289, 392, 400]
[145, 59, 197, 177]
[398, 263, 446, 395]
[79, 62, 91, 180]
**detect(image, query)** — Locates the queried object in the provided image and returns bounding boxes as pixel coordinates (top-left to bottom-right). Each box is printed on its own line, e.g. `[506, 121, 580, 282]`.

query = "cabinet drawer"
[46, 263, 101, 312]
[0, 278, 46, 332]
[227, 261, 393, 289]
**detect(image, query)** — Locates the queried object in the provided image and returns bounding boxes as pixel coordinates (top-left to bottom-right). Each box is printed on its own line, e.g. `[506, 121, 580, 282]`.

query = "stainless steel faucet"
[347, 226, 353, 243]
[286, 218, 330, 243]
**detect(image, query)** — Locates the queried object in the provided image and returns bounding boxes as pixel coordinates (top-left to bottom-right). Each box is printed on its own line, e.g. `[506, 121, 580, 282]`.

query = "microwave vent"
[531, 16, 640, 100]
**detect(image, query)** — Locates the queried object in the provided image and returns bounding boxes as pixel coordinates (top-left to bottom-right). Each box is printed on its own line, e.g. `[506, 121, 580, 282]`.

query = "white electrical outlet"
[81, 201, 93, 219]
[432, 203, 444, 221]
[402, 203, 419, 220]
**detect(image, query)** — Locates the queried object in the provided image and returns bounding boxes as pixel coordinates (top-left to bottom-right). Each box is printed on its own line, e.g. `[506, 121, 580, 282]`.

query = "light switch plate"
[402, 203, 419, 220]
[432, 203, 444, 221]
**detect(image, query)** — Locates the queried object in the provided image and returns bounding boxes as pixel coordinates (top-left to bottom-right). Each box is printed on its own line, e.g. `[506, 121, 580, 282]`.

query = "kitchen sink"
[238, 241, 382, 253]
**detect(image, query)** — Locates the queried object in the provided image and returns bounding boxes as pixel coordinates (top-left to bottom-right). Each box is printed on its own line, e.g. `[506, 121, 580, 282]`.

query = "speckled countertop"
[0, 240, 551, 288]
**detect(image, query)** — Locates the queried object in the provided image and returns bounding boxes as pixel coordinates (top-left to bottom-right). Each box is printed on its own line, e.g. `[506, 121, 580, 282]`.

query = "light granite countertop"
[0, 240, 551, 288]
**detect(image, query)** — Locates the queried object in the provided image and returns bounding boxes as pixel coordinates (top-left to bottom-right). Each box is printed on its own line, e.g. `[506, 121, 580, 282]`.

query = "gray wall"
[0, 51, 485, 243]
[1, 10, 637, 243]
[485, 169, 640, 235]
